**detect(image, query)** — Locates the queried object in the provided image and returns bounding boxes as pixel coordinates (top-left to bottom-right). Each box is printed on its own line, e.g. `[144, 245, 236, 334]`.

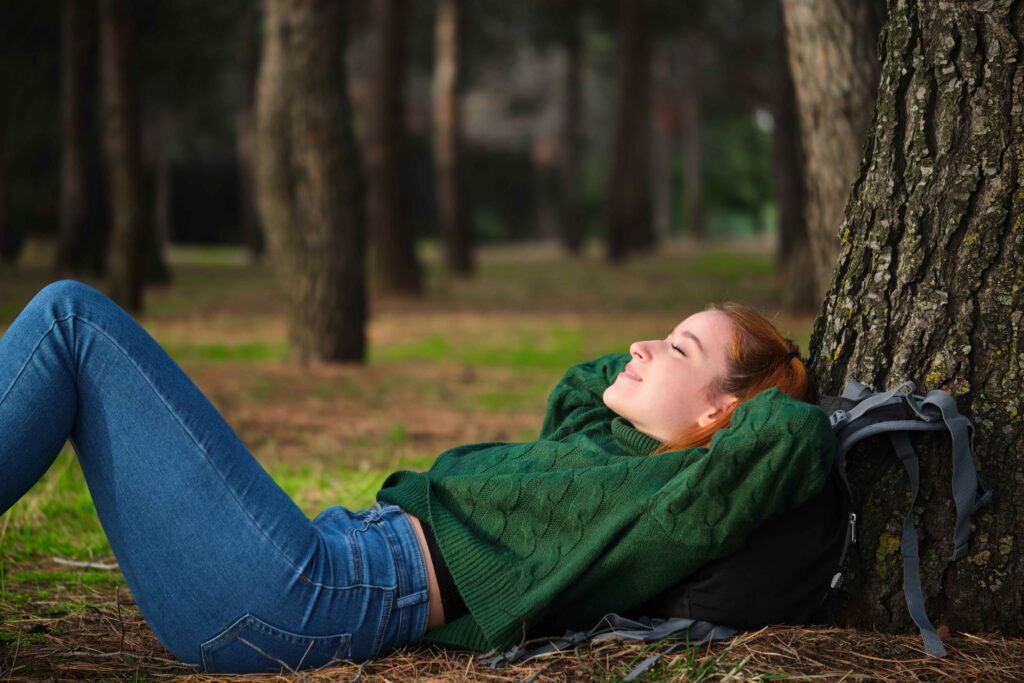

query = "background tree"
[256, 0, 367, 362]
[606, 0, 654, 262]
[56, 0, 95, 276]
[781, 0, 883, 303]
[99, 0, 144, 312]
[367, 0, 421, 295]
[236, 2, 263, 264]
[558, 0, 585, 256]
[810, 0, 1024, 637]
[434, 0, 471, 276]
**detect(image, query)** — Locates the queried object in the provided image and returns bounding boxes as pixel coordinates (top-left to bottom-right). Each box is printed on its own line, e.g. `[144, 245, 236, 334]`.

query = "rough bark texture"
[56, 0, 93, 275]
[810, 0, 1024, 637]
[367, 0, 421, 295]
[773, 4, 817, 315]
[607, 0, 654, 263]
[99, 0, 144, 313]
[560, 0, 585, 256]
[434, 0, 472, 276]
[782, 0, 882, 302]
[256, 0, 367, 363]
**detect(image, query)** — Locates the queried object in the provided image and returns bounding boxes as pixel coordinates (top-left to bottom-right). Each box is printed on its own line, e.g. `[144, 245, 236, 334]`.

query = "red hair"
[655, 303, 817, 454]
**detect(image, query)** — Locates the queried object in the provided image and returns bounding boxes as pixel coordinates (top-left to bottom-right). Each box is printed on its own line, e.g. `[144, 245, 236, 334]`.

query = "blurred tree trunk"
[0, 137, 10, 264]
[237, 2, 263, 263]
[56, 0, 94, 276]
[772, 4, 816, 314]
[680, 32, 704, 242]
[810, 0, 1024, 638]
[607, 0, 653, 263]
[434, 0, 471, 276]
[99, 0, 144, 312]
[368, 0, 421, 295]
[256, 0, 367, 363]
[559, 0, 584, 256]
[781, 0, 881, 301]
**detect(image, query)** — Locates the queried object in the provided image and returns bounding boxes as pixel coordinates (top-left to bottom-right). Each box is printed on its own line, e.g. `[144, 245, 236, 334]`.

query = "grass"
[0, 236, 838, 681]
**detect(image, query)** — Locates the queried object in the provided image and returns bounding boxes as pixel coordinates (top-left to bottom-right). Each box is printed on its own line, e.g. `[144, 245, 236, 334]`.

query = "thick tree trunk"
[434, 0, 471, 276]
[99, 0, 144, 312]
[237, 3, 263, 263]
[772, 6, 816, 315]
[782, 0, 881, 300]
[256, 0, 367, 363]
[810, 0, 1024, 637]
[367, 0, 421, 295]
[606, 0, 654, 263]
[560, 0, 584, 256]
[57, 0, 93, 276]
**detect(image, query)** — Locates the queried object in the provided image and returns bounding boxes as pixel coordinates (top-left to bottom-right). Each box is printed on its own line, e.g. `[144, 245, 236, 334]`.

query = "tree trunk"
[810, 0, 1024, 637]
[256, 0, 367, 363]
[781, 0, 881, 300]
[772, 3, 816, 315]
[56, 0, 93, 276]
[368, 0, 421, 295]
[606, 0, 654, 263]
[680, 34, 704, 242]
[237, 2, 263, 263]
[0, 136, 10, 264]
[99, 0, 144, 312]
[559, 0, 585, 256]
[434, 0, 471, 276]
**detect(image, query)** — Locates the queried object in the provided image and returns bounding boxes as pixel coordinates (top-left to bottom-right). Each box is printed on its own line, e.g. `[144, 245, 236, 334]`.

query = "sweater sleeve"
[539, 353, 630, 439]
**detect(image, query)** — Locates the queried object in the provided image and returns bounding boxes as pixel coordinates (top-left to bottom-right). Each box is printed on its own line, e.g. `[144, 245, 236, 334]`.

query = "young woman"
[0, 281, 834, 673]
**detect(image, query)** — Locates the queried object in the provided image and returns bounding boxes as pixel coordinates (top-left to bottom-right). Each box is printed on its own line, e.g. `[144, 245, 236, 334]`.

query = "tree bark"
[99, 0, 144, 312]
[367, 0, 422, 295]
[772, 3, 816, 314]
[607, 0, 654, 263]
[680, 33, 704, 242]
[256, 0, 367, 363]
[560, 0, 585, 256]
[434, 0, 472, 276]
[56, 0, 94, 276]
[782, 0, 882, 301]
[810, 0, 1024, 636]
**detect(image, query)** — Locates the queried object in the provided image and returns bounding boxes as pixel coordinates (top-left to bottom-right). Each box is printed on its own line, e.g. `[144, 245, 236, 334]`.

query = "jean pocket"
[200, 613, 351, 674]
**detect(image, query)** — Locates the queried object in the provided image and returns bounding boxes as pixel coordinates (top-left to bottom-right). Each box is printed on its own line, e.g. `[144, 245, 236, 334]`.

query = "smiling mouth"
[622, 365, 642, 381]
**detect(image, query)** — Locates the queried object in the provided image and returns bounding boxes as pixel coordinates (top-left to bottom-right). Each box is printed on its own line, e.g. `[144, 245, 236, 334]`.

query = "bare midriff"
[405, 513, 446, 630]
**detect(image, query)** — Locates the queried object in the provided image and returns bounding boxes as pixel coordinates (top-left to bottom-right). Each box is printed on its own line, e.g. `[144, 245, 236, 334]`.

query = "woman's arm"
[539, 353, 629, 439]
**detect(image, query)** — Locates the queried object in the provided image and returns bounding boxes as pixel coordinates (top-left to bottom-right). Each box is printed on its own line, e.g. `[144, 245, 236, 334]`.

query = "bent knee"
[29, 280, 114, 316]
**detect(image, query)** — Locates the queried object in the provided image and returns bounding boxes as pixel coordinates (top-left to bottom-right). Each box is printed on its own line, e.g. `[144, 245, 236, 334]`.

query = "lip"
[621, 363, 642, 382]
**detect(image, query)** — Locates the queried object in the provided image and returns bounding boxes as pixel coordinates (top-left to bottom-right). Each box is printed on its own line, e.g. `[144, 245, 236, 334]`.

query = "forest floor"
[1, 239, 1022, 681]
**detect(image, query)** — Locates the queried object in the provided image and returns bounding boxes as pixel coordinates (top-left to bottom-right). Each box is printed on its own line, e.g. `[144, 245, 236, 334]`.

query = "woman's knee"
[27, 280, 116, 319]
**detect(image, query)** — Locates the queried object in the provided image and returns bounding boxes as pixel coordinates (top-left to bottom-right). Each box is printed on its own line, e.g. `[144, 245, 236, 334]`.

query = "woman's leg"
[0, 281, 429, 671]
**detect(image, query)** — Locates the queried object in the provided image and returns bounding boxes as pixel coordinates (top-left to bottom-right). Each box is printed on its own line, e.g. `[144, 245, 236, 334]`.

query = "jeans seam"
[0, 314, 77, 413]
[56, 313, 311, 581]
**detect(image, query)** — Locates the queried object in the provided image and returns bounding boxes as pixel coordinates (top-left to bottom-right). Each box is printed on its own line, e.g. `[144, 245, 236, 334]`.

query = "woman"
[0, 281, 834, 673]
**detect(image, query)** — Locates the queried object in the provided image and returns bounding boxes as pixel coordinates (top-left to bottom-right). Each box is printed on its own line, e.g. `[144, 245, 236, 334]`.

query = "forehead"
[672, 310, 734, 351]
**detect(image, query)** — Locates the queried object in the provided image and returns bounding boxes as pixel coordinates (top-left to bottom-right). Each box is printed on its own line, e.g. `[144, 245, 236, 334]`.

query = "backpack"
[643, 379, 992, 656]
[485, 380, 991, 671]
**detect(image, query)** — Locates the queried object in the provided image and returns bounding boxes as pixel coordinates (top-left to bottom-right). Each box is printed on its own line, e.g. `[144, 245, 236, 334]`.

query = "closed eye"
[671, 343, 686, 357]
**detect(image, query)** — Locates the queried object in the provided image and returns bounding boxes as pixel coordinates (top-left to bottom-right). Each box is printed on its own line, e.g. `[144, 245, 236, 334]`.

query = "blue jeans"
[0, 281, 430, 673]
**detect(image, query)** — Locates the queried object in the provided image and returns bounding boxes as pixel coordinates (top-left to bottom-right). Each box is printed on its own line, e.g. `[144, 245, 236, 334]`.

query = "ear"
[696, 394, 739, 428]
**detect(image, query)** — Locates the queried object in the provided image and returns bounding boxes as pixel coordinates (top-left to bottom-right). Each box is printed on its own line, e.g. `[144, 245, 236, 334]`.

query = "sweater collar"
[611, 417, 661, 456]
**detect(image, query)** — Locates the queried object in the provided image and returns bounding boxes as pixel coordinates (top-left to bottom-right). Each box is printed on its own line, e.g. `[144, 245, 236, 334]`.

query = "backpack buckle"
[830, 410, 849, 429]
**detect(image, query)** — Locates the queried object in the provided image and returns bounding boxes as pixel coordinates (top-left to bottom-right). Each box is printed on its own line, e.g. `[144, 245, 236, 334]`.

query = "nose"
[629, 340, 653, 359]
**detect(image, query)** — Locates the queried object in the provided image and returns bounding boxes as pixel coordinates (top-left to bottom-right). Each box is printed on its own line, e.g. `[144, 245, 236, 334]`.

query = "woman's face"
[603, 309, 738, 443]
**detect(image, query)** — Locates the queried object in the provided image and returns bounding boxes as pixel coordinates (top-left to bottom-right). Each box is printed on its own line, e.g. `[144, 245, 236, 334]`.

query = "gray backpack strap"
[889, 432, 947, 657]
[841, 379, 874, 401]
[921, 389, 992, 559]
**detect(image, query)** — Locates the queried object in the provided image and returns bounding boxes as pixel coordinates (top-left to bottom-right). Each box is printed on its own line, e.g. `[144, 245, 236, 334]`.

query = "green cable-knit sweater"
[377, 353, 835, 652]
